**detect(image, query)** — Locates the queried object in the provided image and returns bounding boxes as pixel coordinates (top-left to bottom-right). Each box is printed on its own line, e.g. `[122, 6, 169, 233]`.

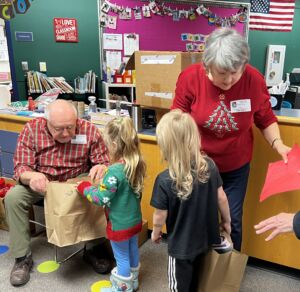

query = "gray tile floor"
[0, 229, 299, 292]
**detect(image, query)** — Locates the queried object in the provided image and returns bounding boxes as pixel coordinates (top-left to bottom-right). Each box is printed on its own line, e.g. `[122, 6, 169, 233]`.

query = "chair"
[29, 200, 87, 264]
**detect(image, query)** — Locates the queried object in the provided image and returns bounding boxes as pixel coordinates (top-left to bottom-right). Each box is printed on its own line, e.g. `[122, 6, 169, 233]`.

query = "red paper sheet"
[260, 145, 300, 202]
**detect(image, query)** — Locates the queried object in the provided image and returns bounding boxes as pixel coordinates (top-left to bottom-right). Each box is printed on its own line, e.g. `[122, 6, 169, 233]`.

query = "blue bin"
[270, 94, 283, 110]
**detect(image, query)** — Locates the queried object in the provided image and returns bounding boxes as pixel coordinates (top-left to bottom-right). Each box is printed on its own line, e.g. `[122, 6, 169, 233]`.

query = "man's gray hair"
[44, 100, 78, 121]
[203, 28, 250, 71]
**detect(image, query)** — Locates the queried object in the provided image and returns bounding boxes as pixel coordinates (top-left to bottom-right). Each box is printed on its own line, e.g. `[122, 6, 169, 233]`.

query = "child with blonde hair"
[77, 117, 146, 292]
[151, 109, 231, 292]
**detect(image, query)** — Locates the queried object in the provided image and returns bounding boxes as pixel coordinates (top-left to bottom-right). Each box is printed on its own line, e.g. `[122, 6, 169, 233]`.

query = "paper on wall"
[103, 33, 122, 50]
[106, 51, 122, 71]
[0, 50, 8, 61]
[124, 33, 139, 56]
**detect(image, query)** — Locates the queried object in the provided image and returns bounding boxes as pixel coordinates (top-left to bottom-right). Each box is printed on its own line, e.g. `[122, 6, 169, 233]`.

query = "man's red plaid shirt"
[14, 118, 109, 182]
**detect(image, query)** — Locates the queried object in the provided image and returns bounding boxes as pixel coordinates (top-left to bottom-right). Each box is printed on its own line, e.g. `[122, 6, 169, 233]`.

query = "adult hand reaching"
[254, 212, 295, 241]
[273, 140, 291, 164]
[29, 172, 49, 194]
[89, 164, 108, 181]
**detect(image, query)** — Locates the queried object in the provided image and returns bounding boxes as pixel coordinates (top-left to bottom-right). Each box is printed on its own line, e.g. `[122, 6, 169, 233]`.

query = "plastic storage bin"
[270, 94, 284, 110]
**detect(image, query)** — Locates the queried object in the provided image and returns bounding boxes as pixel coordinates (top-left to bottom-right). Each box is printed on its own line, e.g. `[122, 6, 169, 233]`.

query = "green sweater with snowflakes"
[77, 163, 142, 241]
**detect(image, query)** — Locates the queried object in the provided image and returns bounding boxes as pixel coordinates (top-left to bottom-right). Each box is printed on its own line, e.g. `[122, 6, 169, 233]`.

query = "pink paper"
[260, 145, 300, 202]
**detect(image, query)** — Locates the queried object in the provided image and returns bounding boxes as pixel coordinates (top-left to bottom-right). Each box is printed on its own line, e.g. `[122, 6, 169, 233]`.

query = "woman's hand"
[273, 140, 291, 163]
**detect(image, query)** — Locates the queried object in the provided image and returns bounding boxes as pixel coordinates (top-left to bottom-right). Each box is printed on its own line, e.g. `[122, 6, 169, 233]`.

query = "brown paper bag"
[45, 181, 107, 247]
[0, 197, 8, 231]
[198, 249, 248, 292]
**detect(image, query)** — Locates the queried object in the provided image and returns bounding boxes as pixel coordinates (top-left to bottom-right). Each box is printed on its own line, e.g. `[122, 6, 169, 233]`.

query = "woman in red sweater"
[172, 28, 290, 251]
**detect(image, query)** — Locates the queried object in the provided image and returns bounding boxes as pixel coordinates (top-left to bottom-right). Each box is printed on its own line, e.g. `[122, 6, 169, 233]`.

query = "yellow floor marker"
[91, 280, 112, 292]
[37, 260, 60, 273]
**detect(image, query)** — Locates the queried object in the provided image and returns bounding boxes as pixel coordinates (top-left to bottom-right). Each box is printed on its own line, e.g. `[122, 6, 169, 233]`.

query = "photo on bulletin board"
[98, 0, 250, 79]
[98, 0, 249, 49]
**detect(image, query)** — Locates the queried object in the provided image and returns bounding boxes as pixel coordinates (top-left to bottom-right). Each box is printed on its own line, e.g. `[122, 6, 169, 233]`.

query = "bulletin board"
[98, 0, 250, 73]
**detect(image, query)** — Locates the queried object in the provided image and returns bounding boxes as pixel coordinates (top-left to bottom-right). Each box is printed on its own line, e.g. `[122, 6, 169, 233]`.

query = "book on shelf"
[74, 70, 97, 94]
[26, 71, 74, 94]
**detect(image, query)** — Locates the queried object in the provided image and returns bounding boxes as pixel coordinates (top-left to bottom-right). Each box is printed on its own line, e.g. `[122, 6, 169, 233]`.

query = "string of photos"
[100, 0, 248, 29]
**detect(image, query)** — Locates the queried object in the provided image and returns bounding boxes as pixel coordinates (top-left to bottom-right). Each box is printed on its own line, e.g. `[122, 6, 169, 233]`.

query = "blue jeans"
[110, 235, 139, 277]
[220, 163, 250, 251]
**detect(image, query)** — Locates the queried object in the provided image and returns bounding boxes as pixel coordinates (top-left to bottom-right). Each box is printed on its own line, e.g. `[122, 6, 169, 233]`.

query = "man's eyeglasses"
[48, 122, 75, 133]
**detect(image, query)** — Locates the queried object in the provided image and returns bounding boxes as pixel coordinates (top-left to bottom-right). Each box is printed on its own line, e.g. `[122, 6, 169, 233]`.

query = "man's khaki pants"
[5, 174, 97, 259]
[5, 184, 43, 258]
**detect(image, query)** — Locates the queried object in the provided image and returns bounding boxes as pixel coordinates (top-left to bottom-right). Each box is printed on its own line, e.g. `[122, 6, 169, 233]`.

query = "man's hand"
[29, 172, 49, 194]
[254, 212, 295, 241]
[89, 164, 108, 181]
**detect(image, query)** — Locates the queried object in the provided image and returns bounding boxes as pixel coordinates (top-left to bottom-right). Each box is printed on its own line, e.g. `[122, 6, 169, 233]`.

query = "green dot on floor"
[91, 280, 112, 292]
[37, 260, 60, 273]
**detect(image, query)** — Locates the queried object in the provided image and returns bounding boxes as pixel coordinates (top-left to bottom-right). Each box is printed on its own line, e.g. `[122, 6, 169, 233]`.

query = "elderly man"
[5, 100, 109, 287]
[255, 212, 300, 241]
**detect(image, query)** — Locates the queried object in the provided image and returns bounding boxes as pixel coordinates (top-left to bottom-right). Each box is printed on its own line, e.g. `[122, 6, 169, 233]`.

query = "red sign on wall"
[53, 18, 78, 43]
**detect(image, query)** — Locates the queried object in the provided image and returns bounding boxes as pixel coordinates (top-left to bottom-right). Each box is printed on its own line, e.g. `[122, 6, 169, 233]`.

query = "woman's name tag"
[230, 99, 251, 113]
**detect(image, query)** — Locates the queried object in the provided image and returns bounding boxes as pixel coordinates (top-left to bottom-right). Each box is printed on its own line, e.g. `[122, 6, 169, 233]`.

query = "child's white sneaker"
[212, 235, 233, 254]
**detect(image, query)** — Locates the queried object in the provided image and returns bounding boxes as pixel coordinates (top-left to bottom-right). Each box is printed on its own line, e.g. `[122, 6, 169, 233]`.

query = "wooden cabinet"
[242, 122, 300, 269]
[139, 134, 167, 231]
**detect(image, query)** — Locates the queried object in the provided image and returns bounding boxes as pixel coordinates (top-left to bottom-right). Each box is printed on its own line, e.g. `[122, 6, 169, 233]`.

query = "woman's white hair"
[203, 28, 250, 71]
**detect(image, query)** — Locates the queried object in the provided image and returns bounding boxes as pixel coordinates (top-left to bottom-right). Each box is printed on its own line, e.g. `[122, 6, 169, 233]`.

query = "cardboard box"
[0, 178, 16, 231]
[126, 51, 202, 109]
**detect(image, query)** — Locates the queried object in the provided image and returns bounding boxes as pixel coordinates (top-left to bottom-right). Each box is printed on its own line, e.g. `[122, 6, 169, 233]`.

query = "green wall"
[8, 0, 300, 100]
[249, 1, 300, 75]
[9, 0, 100, 100]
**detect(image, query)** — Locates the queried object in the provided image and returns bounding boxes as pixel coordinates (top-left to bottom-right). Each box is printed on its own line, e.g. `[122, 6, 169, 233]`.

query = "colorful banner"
[0, 0, 33, 20]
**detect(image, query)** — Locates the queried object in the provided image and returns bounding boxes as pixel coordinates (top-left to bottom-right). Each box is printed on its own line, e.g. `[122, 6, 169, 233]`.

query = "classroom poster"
[53, 17, 78, 42]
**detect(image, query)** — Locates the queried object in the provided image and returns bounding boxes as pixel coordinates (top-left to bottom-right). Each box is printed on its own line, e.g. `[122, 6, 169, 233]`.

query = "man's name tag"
[71, 134, 87, 144]
[230, 99, 251, 113]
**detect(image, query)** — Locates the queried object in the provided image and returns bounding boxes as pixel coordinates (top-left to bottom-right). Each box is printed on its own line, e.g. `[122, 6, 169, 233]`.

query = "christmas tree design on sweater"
[204, 101, 239, 138]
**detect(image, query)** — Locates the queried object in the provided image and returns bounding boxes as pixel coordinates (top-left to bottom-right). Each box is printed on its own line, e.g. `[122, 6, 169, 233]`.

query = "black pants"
[220, 163, 250, 251]
[168, 254, 204, 292]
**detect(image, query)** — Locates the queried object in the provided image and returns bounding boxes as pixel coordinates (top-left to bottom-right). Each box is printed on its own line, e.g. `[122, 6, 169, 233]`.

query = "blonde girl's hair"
[105, 117, 146, 194]
[156, 109, 209, 200]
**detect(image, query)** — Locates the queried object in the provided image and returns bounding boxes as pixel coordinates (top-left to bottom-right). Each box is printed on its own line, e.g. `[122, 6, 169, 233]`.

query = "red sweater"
[172, 64, 277, 172]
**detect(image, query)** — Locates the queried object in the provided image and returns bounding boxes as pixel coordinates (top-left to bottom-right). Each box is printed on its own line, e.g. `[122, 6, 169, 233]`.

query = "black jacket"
[293, 211, 300, 239]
